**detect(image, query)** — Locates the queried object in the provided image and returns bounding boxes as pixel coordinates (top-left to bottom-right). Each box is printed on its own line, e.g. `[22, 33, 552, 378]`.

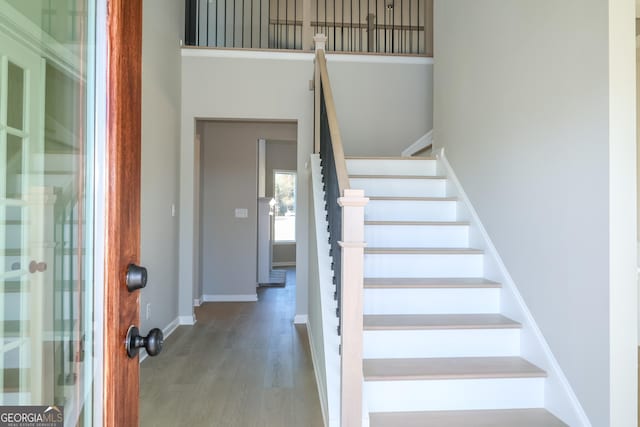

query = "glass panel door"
[0, 1, 99, 425]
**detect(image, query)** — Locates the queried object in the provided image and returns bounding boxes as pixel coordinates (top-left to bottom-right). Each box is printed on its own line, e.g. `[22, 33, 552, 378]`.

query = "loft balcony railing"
[184, 0, 433, 55]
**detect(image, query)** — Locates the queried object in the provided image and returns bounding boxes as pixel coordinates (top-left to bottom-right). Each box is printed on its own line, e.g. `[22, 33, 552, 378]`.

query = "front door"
[0, 0, 143, 425]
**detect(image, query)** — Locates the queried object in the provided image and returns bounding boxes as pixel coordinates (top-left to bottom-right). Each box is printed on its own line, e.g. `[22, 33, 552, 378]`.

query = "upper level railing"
[184, 0, 433, 55]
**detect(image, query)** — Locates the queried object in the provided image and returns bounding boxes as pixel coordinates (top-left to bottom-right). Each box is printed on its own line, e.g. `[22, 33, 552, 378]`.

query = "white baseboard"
[193, 297, 202, 307]
[179, 315, 197, 325]
[401, 130, 433, 157]
[139, 316, 181, 363]
[294, 314, 308, 324]
[272, 261, 296, 267]
[202, 294, 258, 302]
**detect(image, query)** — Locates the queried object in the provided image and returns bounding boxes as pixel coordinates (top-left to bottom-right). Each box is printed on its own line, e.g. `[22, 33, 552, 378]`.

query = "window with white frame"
[273, 170, 296, 242]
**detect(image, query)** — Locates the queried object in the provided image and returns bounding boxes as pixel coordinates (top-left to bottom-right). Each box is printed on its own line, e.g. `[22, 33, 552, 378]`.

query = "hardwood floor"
[140, 270, 324, 427]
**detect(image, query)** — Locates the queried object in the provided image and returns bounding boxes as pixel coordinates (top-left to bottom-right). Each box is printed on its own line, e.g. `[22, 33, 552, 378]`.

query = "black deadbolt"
[126, 264, 147, 292]
[125, 325, 164, 358]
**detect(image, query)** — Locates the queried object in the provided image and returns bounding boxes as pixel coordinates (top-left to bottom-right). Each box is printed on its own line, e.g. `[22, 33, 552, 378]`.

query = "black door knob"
[125, 326, 164, 358]
[126, 264, 147, 292]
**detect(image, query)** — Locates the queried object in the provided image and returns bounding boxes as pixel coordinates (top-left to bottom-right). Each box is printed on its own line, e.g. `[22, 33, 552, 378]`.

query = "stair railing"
[314, 34, 369, 427]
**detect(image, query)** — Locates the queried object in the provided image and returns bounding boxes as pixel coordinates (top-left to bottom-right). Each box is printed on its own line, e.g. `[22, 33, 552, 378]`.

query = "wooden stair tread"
[345, 156, 437, 160]
[364, 357, 547, 381]
[364, 277, 501, 289]
[365, 247, 483, 255]
[365, 220, 470, 226]
[368, 196, 457, 201]
[350, 174, 446, 179]
[364, 314, 521, 330]
[369, 409, 568, 427]
[368, 196, 458, 202]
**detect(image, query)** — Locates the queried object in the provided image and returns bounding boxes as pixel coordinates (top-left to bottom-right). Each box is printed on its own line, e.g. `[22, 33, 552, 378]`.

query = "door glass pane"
[7, 61, 24, 130]
[0, 1, 99, 426]
[6, 134, 23, 199]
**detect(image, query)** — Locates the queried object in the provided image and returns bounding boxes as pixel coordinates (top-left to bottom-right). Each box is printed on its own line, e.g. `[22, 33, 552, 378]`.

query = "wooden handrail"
[316, 49, 351, 195]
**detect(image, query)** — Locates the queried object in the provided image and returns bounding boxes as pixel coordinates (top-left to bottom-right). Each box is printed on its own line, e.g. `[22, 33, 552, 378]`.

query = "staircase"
[343, 156, 568, 426]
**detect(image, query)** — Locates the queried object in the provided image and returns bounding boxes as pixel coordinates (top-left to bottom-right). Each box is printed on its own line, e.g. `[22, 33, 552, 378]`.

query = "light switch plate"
[235, 208, 249, 218]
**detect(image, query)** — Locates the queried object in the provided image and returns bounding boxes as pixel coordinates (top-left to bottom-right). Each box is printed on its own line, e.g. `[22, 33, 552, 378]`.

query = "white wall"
[433, 1, 636, 425]
[199, 121, 296, 298]
[139, 0, 183, 333]
[180, 49, 432, 320]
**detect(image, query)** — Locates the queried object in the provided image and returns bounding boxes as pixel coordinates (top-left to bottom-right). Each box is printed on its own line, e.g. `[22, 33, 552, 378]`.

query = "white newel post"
[339, 189, 369, 427]
[27, 186, 57, 404]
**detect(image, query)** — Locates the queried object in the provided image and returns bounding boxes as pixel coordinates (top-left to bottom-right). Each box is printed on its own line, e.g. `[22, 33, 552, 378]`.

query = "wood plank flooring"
[140, 269, 323, 427]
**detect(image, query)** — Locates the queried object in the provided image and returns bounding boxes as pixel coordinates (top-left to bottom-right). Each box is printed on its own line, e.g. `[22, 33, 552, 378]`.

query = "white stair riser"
[364, 253, 483, 278]
[364, 288, 500, 314]
[351, 178, 447, 198]
[366, 200, 457, 222]
[365, 225, 469, 248]
[346, 159, 437, 176]
[364, 378, 545, 412]
[363, 329, 520, 358]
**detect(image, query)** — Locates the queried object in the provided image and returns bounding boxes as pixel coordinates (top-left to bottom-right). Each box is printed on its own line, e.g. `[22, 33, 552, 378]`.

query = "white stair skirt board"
[364, 288, 500, 315]
[363, 329, 520, 359]
[309, 154, 342, 427]
[435, 149, 590, 426]
[202, 294, 258, 302]
[364, 252, 484, 278]
[365, 223, 470, 248]
[346, 158, 437, 176]
[364, 378, 545, 413]
[350, 177, 447, 198]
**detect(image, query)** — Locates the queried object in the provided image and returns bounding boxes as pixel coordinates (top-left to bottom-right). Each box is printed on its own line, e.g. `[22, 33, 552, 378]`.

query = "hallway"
[140, 270, 324, 426]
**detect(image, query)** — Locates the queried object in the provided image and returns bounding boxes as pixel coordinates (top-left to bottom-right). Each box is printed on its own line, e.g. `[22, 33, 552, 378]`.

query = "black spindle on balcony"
[184, 0, 431, 55]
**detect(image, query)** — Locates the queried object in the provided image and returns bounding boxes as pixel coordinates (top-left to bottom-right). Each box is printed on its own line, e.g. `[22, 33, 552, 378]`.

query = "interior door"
[0, 0, 146, 425]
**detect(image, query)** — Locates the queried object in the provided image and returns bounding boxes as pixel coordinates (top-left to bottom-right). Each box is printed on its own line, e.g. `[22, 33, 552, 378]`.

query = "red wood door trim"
[103, 0, 143, 425]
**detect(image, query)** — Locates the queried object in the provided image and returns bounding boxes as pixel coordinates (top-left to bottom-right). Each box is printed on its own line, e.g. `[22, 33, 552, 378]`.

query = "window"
[273, 171, 296, 242]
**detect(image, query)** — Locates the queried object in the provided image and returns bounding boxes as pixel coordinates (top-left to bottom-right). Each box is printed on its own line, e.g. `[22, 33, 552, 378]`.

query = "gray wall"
[433, 1, 636, 425]
[199, 121, 296, 298]
[266, 140, 297, 266]
[180, 51, 433, 320]
[139, 0, 182, 333]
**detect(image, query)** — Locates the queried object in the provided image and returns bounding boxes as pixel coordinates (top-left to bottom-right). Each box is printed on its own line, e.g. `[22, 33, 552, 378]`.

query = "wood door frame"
[103, 0, 143, 425]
